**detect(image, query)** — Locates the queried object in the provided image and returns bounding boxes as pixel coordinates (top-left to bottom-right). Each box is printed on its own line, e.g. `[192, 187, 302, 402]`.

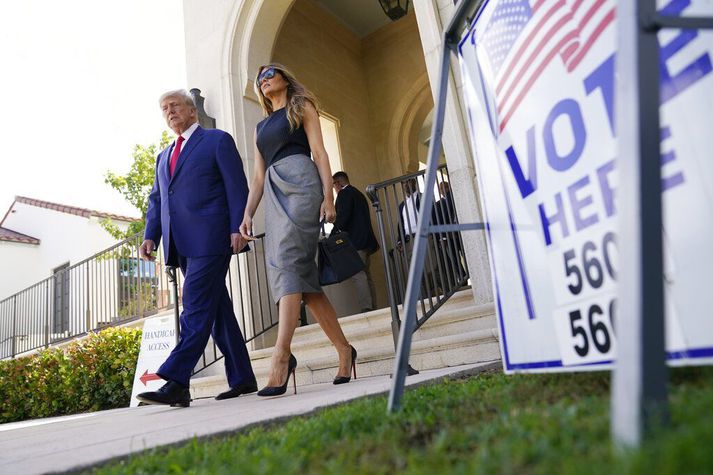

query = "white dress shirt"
[402, 193, 420, 235]
[174, 121, 200, 155]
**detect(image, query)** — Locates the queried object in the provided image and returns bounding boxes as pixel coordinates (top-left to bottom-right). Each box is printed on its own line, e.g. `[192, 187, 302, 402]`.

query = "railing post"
[300, 301, 308, 327]
[11, 295, 17, 358]
[389, 22, 454, 412]
[136, 236, 143, 318]
[166, 266, 180, 346]
[366, 186, 401, 348]
[85, 263, 92, 332]
[45, 280, 51, 348]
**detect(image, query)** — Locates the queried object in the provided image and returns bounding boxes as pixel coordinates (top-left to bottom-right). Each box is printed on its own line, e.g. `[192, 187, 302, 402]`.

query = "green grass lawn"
[90, 366, 713, 475]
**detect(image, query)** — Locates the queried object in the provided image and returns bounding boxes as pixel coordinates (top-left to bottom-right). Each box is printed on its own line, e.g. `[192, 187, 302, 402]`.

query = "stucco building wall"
[272, 0, 378, 188]
[180, 0, 495, 312]
[0, 242, 42, 299]
[0, 202, 131, 300]
[413, 0, 494, 303]
[362, 13, 433, 178]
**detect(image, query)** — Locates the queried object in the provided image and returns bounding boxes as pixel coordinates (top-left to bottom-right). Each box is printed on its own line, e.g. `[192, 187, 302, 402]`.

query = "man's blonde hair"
[159, 89, 196, 108]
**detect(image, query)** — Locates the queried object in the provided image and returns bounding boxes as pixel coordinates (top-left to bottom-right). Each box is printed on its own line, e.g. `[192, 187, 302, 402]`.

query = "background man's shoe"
[215, 382, 258, 400]
[136, 380, 191, 407]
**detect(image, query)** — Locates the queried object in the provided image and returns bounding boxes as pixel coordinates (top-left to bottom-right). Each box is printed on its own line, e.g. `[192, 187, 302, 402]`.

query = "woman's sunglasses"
[257, 67, 277, 86]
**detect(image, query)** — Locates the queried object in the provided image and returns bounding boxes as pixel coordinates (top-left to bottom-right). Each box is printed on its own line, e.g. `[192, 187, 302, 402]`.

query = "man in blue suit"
[137, 89, 256, 407]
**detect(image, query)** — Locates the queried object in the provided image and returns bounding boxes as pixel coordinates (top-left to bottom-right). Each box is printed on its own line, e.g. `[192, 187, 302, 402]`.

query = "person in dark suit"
[431, 181, 466, 285]
[137, 89, 257, 407]
[332, 171, 379, 312]
[397, 177, 421, 246]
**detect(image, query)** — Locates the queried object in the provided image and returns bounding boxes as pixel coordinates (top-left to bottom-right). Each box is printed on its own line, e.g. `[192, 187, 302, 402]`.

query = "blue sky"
[0, 0, 186, 218]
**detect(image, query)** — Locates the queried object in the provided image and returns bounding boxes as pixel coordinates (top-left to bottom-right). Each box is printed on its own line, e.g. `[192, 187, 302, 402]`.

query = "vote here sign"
[458, 0, 713, 372]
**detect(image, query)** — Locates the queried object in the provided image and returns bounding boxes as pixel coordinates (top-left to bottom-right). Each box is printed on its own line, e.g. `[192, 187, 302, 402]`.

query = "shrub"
[0, 326, 142, 424]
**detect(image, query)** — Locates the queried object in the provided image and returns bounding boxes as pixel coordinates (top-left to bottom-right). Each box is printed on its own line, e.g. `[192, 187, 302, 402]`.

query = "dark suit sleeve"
[397, 201, 405, 244]
[215, 132, 248, 233]
[334, 189, 354, 232]
[144, 154, 162, 245]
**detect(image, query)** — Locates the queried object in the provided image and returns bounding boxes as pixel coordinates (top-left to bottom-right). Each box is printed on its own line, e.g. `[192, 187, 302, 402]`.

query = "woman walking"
[239, 63, 357, 396]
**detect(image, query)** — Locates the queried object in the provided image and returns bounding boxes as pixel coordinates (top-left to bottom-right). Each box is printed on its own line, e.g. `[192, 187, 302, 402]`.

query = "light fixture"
[378, 0, 410, 21]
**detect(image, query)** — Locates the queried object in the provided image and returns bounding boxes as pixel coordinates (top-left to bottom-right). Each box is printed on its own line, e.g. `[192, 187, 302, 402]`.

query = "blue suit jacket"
[144, 126, 249, 258]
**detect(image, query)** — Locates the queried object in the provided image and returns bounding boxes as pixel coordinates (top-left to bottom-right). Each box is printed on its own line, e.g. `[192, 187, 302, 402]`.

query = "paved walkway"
[0, 362, 498, 474]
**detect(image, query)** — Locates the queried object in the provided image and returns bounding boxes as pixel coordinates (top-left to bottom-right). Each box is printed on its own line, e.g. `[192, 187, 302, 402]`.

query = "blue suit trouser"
[157, 252, 256, 388]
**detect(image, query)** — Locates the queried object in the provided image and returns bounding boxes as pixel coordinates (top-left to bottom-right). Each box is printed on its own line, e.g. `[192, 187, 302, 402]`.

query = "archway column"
[387, 74, 433, 174]
[180, 0, 300, 348]
[412, 0, 494, 304]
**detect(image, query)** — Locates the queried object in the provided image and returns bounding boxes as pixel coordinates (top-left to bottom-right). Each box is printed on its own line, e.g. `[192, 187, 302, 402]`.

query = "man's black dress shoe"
[136, 380, 191, 407]
[215, 382, 258, 400]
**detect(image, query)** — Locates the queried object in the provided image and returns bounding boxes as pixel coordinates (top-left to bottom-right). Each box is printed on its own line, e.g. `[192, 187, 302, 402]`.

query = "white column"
[412, 0, 493, 303]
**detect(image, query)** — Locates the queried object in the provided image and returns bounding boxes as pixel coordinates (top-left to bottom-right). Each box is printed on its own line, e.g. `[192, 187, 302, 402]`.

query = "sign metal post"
[612, 0, 713, 447]
[389, 0, 713, 452]
[388, 0, 485, 413]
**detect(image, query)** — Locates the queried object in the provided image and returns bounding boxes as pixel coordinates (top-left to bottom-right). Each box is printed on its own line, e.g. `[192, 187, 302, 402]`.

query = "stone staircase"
[190, 289, 501, 399]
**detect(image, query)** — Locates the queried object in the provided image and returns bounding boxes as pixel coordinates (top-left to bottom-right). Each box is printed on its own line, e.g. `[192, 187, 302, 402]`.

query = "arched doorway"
[224, 0, 435, 315]
[226, 0, 432, 180]
[387, 73, 435, 174]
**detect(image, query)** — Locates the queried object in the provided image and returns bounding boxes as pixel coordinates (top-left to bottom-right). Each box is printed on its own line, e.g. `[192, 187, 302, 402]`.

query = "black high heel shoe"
[257, 354, 297, 397]
[333, 345, 357, 385]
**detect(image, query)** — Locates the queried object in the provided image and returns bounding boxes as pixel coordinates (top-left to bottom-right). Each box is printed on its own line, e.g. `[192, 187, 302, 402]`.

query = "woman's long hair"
[254, 63, 320, 131]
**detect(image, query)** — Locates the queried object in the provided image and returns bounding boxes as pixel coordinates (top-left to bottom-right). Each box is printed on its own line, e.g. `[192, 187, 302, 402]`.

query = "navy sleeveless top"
[256, 108, 311, 168]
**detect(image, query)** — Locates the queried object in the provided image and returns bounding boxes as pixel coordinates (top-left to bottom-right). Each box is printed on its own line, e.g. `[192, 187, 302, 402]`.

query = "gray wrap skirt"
[264, 154, 324, 303]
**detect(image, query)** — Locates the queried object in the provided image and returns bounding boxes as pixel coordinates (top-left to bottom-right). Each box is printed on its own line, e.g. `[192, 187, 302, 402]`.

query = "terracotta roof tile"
[13, 196, 140, 223]
[0, 227, 40, 245]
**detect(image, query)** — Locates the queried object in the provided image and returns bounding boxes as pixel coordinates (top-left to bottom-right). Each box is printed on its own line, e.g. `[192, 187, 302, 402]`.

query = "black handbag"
[318, 223, 365, 286]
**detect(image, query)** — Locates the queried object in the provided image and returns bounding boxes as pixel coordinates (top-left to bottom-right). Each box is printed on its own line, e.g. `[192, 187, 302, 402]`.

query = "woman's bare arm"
[303, 102, 336, 222]
[239, 128, 267, 239]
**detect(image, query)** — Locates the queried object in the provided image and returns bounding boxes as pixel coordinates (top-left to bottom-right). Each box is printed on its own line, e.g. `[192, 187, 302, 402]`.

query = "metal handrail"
[388, 0, 486, 411]
[366, 164, 470, 358]
[366, 168, 431, 191]
[0, 230, 279, 370]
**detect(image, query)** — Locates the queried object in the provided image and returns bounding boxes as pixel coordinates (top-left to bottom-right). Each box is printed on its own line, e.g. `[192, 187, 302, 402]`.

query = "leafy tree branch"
[102, 131, 173, 240]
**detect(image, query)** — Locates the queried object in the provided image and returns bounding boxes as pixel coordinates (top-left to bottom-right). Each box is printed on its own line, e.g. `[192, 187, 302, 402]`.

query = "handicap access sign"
[129, 315, 177, 406]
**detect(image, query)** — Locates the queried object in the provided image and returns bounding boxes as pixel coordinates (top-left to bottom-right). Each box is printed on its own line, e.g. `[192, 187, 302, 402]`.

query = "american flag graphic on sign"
[480, 0, 616, 132]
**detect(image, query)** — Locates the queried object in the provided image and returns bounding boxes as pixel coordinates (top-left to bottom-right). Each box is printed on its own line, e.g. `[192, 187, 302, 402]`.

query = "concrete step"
[191, 327, 500, 399]
[246, 304, 496, 372]
[246, 289, 483, 360]
[190, 292, 500, 400]
[290, 327, 500, 386]
[289, 289, 476, 340]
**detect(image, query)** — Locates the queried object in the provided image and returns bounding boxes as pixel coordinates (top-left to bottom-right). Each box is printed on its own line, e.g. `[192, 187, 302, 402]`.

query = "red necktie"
[169, 135, 185, 177]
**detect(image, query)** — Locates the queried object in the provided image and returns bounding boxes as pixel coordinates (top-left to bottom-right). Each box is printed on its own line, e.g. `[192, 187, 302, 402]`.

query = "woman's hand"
[321, 199, 336, 223]
[239, 215, 257, 241]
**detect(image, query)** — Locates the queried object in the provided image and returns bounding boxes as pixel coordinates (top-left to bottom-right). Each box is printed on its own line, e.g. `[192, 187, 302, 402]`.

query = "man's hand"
[231, 233, 247, 254]
[140, 240, 156, 261]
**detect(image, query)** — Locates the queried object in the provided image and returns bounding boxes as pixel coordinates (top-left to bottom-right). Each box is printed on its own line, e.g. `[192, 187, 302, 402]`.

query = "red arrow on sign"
[139, 370, 162, 386]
